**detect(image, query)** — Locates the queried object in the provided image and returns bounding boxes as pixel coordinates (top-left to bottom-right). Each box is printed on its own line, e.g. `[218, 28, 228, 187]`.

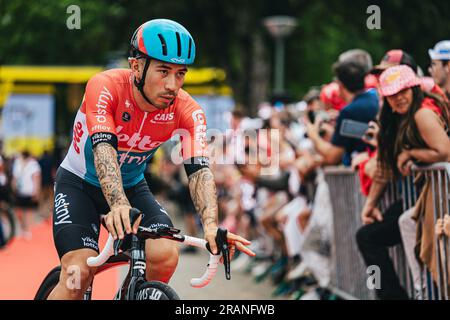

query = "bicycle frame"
[84, 226, 230, 300]
[83, 234, 148, 300]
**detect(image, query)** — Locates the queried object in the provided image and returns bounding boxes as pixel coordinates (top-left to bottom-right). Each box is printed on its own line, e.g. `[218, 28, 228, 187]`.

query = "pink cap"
[379, 65, 421, 97]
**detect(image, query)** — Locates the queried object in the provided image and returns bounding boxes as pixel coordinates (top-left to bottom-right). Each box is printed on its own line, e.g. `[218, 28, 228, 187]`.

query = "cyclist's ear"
[129, 58, 142, 79]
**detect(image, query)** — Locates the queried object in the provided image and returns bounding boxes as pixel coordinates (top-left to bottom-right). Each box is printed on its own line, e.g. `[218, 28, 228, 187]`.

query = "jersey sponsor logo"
[186, 156, 209, 166]
[148, 222, 170, 229]
[91, 132, 114, 146]
[95, 86, 114, 123]
[117, 151, 153, 166]
[192, 110, 205, 123]
[81, 236, 99, 251]
[170, 57, 185, 64]
[73, 121, 84, 154]
[122, 111, 131, 122]
[91, 124, 111, 132]
[150, 112, 174, 124]
[192, 110, 207, 149]
[116, 125, 164, 151]
[125, 99, 133, 110]
[54, 193, 72, 225]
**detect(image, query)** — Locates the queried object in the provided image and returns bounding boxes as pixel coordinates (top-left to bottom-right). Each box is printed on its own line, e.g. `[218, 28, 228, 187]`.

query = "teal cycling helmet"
[130, 19, 196, 65]
[130, 19, 196, 104]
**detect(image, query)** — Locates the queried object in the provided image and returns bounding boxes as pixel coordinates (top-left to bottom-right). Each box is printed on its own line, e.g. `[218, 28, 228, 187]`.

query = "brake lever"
[218, 229, 231, 280]
[113, 238, 123, 256]
[206, 228, 231, 280]
[112, 208, 143, 256]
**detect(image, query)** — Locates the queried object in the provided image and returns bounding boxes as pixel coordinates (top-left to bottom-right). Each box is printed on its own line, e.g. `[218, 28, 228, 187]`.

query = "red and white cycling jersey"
[61, 69, 208, 188]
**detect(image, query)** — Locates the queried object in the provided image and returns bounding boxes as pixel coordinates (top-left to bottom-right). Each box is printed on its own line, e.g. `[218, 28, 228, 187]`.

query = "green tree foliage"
[0, 0, 126, 64]
[1, 0, 450, 114]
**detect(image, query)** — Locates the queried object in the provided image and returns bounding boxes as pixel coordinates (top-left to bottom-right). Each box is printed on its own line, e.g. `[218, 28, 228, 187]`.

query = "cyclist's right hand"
[104, 205, 142, 240]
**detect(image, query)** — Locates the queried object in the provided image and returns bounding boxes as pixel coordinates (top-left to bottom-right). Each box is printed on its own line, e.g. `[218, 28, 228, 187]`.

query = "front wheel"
[134, 281, 180, 300]
[34, 266, 61, 300]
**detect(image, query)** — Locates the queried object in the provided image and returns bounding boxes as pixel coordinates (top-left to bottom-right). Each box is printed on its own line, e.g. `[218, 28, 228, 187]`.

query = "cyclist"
[48, 19, 255, 300]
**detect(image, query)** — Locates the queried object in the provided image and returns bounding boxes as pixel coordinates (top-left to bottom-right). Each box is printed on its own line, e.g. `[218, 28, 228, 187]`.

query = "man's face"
[307, 99, 323, 112]
[429, 59, 449, 87]
[132, 58, 187, 109]
[231, 116, 243, 130]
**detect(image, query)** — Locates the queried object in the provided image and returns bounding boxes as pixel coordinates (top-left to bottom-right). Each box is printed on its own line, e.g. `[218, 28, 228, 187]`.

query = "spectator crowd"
[151, 40, 450, 300]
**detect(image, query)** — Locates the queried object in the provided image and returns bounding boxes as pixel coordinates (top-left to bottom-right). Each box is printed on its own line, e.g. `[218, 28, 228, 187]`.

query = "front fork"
[115, 234, 147, 300]
[83, 284, 93, 300]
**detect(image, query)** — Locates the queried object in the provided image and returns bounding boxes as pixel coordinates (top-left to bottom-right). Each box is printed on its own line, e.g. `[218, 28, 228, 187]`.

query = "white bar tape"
[87, 234, 115, 267]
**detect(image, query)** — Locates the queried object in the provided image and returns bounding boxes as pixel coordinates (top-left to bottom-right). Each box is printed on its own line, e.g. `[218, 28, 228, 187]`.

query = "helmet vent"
[188, 37, 192, 59]
[157, 34, 168, 56]
[175, 32, 182, 57]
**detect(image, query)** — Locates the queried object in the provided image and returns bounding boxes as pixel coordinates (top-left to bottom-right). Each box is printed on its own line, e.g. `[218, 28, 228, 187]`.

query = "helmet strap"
[133, 58, 153, 105]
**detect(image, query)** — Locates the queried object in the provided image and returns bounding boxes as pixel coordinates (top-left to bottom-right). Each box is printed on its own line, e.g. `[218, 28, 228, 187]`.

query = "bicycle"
[0, 205, 16, 248]
[35, 208, 231, 300]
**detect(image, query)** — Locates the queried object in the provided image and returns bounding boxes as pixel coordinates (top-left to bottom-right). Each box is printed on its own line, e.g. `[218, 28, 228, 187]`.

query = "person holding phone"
[305, 59, 379, 166]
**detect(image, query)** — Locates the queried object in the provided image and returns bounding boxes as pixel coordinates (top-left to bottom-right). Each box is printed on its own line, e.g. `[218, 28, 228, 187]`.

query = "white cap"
[428, 40, 450, 60]
[257, 104, 273, 120]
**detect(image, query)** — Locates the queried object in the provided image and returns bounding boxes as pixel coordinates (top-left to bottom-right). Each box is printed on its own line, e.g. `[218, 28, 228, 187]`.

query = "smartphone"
[339, 119, 369, 139]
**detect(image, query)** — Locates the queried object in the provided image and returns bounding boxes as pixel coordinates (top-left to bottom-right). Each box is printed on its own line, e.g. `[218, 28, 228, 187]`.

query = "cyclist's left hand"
[204, 226, 256, 258]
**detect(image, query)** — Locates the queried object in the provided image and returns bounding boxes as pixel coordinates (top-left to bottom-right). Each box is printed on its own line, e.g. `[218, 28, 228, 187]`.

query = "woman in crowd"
[356, 65, 450, 300]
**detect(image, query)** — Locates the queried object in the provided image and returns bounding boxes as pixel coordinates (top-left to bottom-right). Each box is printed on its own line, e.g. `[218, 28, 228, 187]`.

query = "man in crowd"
[306, 59, 379, 166]
[428, 40, 450, 99]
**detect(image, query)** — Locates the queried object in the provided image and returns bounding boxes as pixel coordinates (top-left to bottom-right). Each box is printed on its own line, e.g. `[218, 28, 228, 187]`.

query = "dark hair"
[232, 109, 245, 119]
[22, 150, 31, 158]
[303, 87, 321, 104]
[377, 86, 449, 177]
[338, 49, 373, 73]
[333, 60, 366, 93]
[262, 119, 271, 129]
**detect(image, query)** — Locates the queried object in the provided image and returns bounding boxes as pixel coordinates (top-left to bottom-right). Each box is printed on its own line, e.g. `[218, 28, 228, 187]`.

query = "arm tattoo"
[93, 142, 130, 209]
[188, 168, 218, 228]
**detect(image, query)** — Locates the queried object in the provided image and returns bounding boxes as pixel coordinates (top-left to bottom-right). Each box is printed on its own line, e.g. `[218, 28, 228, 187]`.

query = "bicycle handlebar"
[183, 235, 222, 288]
[86, 211, 229, 288]
[87, 234, 115, 267]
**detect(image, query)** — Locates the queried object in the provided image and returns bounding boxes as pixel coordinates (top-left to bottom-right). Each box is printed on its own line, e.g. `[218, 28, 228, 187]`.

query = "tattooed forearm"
[188, 168, 218, 229]
[93, 142, 130, 209]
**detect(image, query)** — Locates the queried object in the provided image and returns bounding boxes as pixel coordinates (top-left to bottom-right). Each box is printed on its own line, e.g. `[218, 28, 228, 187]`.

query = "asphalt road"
[170, 248, 278, 300]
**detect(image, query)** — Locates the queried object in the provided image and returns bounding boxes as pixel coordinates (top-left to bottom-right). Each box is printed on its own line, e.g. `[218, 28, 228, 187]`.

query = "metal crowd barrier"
[324, 162, 450, 300]
[411, 163, 450, 300]
[324, 166, 375, 300]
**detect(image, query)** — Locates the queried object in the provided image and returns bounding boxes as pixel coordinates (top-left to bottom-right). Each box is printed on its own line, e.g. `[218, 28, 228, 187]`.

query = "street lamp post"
[263, 16, 297, 94]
